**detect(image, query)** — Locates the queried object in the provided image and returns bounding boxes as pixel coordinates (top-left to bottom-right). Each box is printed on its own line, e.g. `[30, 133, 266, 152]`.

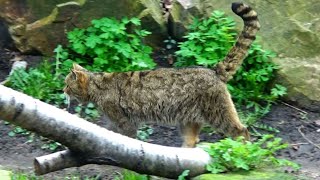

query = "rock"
[168, 0, 202, 40]
[0, 0, 166, 55]
[274, 57, 320, 112]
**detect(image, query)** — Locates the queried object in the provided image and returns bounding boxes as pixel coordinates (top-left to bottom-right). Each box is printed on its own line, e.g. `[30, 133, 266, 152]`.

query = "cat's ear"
[71, 70, 88, 84]
[72, 63, 87, 71]
[70, 69, 77, 80]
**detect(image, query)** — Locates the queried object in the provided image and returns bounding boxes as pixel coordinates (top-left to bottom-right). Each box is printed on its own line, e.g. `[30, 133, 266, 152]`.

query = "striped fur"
[64, 3, 259, 148]
[215, 2, 260, 82]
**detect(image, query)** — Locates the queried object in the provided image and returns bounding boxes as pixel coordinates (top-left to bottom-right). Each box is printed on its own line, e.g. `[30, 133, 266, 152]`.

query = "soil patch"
[0, 51, 320, 179]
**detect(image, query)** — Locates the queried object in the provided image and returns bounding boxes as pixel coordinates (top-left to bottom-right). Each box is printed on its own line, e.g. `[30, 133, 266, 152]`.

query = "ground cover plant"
[55, 17, 156, 73]
[6, 59, 65, 106]
[198, 135, 300, 174]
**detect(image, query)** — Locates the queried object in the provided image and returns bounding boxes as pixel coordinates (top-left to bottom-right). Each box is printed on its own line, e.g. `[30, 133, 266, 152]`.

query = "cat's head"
[64, 63, 90, 103]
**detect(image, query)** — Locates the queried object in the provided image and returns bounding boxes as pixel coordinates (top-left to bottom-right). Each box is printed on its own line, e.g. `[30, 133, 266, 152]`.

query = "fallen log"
[0, 85, 211, 178]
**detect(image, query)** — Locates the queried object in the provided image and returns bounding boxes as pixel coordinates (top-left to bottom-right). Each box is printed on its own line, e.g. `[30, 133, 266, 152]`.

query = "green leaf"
[75, 106, 82, 113]
[178, 170, 190, 180]
[87, 103, 95, 108]
[72, 42, 86, 55]
[8, 131, 16, 137]
[85, 35, 102, 48]
[130, 17, 141, 25]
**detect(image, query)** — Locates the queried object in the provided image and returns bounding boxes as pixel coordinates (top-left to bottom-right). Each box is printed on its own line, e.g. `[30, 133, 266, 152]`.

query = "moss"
[194, 170, 305, 180]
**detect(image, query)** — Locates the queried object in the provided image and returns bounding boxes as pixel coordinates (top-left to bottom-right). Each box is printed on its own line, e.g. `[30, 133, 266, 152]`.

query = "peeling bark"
[0, 85, 211, 178]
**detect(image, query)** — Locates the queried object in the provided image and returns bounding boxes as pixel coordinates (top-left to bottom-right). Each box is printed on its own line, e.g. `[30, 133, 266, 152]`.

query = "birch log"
[0, 85, 211, 178]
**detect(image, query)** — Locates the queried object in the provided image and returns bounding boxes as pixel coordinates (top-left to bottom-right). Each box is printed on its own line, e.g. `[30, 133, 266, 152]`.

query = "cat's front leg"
[105, 116, 137, 138]
[179, 122, 202, 148]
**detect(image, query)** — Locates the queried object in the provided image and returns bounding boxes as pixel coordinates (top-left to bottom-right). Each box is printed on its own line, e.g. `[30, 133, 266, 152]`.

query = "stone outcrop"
[0, 0, 166, 55]
[274, 57, 320, 112]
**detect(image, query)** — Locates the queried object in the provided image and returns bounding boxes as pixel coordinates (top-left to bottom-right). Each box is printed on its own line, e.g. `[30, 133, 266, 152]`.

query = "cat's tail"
[215, 2, 260, 82]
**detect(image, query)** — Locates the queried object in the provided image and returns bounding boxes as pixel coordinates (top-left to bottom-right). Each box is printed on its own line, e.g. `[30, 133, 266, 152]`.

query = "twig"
[250, 126, 262, 137]
[290, 143, 309, 146]
[281, 101, 308, 114]
[297, 126, 320, 150]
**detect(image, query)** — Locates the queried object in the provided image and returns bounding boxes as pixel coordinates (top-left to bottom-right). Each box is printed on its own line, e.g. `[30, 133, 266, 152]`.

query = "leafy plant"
[41, 140, 62, 151]
[6, 60, 65, 106]
[8, 126, 30, 137]
[137, 125, 153, 141]
[174, 10, 287, 122]
[175, 11, 236, 68]
[198, 135, 300, 174]
[55, 17, 156, 73]
[74, 103, 100, 121]
[7, 125, 35, 143]
[229, 44, 287, 112]
[178, 170, 190, 180]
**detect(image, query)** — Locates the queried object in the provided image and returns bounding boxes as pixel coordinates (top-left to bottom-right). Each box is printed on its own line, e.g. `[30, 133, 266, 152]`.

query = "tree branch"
[0, 85, 211, 178]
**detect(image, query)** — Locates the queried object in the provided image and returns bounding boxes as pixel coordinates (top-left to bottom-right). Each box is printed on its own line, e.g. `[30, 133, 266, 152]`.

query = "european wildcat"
[64, 2, 260, 148]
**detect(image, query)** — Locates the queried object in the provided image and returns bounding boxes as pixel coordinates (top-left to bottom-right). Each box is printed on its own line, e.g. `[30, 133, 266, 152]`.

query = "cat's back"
[140, 67, 220, 87]
[120, 67, 224, 97]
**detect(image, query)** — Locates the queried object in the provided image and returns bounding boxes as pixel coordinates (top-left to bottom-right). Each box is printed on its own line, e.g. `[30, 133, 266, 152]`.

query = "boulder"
[274, 57, 320, 112]
[0, 0, 166, 55]
[168, 0, 202, 40]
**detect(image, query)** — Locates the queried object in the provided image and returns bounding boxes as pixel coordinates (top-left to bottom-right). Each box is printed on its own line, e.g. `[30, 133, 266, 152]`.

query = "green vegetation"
[40, 140, 62, 151]
[136, 125, 154, 141]
[198, 135, 300, 174]
[6, 60, 65, 106]
[178, 170, 190, 180]
[10, 172, 40, 180]
[8, 126, 30, 137]
[174, 11, 287, 127]
[114, 170, 148, 180]
[74, 103, 100, 121]
[175, 11, 236, 67]
[55, 17, 156, 73]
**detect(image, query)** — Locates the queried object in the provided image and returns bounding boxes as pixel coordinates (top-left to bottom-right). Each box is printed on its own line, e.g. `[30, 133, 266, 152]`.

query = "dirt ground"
[0, 49, 320, 179]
